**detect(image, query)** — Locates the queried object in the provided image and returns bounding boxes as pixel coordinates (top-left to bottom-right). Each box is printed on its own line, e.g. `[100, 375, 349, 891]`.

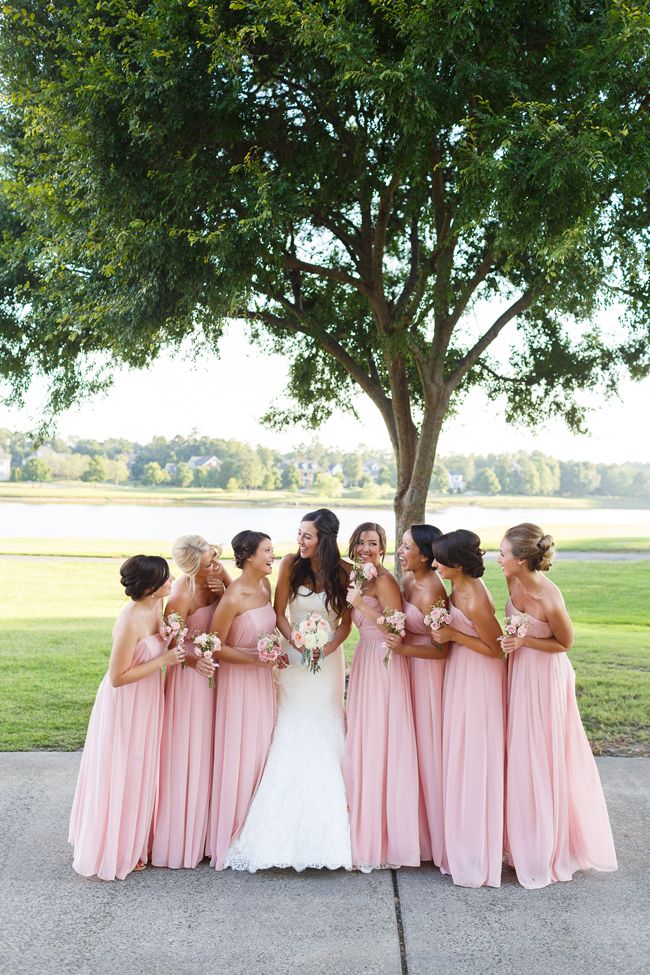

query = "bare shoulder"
[340, 558, 353, 574]
[217, 581, 246, 610]
[470, 579, 496, 616]
[166, 576, 192, 615]
[112, 602, 141, 641]
[278, 554, 297, 576]
[540, 575, 566, 611]
[262, 577, 272, 599]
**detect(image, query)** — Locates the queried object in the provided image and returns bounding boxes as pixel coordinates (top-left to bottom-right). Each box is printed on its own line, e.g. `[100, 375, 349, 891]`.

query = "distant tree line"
[2, 429, 649, 499]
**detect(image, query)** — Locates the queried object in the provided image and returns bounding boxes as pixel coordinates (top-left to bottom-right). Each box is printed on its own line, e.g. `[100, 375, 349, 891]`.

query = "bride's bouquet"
[498, 612, 533, 659]
[423, 600, 451, 634]
[376, 608, 407, 668]
[192, 632, 220, 687]
[257, 631, 283, 664]
[161, 611, 188, 667]
[291, 614, 331, 675]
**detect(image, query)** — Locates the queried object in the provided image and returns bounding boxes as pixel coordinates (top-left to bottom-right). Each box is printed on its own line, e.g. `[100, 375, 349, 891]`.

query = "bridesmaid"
[430, 530, 505, 888]
[344, 521, 420, 870]
[207, 530, 279, 870]
[384, 525, 448, 867]
[498, 523, 617, 888]
[69, 556, 184, 880]
[151, 535, 231, 869]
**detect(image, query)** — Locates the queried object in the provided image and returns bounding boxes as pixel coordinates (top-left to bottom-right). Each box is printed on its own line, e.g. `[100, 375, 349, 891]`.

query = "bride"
[225, 508, 353, 871]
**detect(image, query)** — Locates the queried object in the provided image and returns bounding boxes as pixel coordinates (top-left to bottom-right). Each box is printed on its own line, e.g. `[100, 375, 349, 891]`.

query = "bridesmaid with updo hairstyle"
[429, 530, 505, 888]
[152, 536, 232, 869]
[384, 524, 448, 867]
[498, 523, 617, 888]
[344, 521, 420, 871]
[207, 530, 281, 870]
[69, 556, 185, 880]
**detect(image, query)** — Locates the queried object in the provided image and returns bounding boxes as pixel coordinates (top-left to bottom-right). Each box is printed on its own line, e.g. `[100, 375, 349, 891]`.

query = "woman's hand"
[195, 655, 216, 679]
[205, 565, 225, 595]
[346, 584, 363, 609]
[430, 624, 453, 645]
[384, 633, 404, 656]
[499, 635, 523, 655]
[161, 642, 185, 669]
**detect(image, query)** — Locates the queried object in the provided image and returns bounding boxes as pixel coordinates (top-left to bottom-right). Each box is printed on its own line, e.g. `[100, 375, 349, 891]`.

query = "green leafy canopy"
[1, 0, 648, 522]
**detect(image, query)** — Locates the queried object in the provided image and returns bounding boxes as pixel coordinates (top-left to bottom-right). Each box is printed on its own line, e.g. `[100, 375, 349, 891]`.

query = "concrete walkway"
[0, 755, 647, 975]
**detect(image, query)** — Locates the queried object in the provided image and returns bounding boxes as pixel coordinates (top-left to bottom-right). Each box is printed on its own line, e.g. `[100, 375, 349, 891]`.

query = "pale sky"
[2, 324, 649, 463]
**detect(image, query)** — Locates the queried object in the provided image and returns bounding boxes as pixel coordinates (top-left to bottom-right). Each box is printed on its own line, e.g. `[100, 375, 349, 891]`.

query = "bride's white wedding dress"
[224, 588, 352, 872]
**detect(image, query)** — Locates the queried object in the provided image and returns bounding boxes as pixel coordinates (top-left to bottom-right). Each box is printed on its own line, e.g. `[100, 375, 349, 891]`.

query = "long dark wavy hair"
[289, 508, 347, 618]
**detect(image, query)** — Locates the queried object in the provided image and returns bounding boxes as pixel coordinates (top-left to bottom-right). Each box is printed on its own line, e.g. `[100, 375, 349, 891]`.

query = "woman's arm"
[385, 633, 447, 660]
[109, 616, 184, 687]
[501, 593, 574, 655]
[431, 595, 502, 659]
[273, 555, 295, 643]
[347, 571, 402, 629]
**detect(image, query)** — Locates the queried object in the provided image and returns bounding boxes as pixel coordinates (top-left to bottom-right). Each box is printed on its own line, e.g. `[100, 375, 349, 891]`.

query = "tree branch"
[372, 172, 401, 286]
[239, 303, 397, 445]
[445, 289, 536, 389]
[283, 254, 372, 298]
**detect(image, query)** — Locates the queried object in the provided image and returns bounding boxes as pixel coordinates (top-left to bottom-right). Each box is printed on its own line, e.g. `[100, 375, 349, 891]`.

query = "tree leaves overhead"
[0, 0, 648, 515]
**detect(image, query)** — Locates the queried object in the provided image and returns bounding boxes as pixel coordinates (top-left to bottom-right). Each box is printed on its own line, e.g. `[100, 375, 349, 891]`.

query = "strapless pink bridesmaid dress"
[441, 605, 505, 887]
[208, 603, 277, 870]
[404, 600, 446, 866]
[505, 598, 617, 888]
[151, 602, 218, 868]
[68, 633, 165, 880]
[344, 596, 419, 870]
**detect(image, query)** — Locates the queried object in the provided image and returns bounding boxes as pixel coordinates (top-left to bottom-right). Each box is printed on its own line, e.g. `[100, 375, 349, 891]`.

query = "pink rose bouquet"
[423, 599, 451, 634]
[498, 612, 533, 659]
[291, 613, 331, 674]
[161, 611, 188, 667]
[192, 631, 220, 687]
[376, 608, 406, 668]
[257, 631, 283, 664]
[348, 559, 378, 606]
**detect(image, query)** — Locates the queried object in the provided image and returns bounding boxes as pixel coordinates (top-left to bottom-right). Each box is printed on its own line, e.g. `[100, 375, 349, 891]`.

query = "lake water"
[1, 502, 648, 543]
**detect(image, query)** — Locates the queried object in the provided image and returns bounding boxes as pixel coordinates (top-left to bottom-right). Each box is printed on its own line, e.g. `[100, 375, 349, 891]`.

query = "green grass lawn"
[0, 556, 648, 754]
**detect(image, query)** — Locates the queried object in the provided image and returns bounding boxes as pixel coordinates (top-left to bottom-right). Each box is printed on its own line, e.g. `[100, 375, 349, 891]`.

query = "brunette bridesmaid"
[384, 525, 448, 867]
[69, 556, 184, 880]
[498, 523, 617, 888]
[151, 535, 231, 869]
[344, 522, 420, 870]
[207, 530, 280, 870]
[430, 530, 505, 888]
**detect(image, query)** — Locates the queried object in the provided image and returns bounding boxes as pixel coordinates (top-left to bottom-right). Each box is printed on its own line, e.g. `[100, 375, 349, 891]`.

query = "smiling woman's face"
[297, 521, 319, 560]
[355, 530, 384, 565]
[250, 537, 275, 575]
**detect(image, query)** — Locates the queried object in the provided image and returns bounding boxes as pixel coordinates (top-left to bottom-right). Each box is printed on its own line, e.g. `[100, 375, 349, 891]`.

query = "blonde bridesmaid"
[385, 525, 448, 867]
[498, 523, 617, 888]
[344, 522, 419, 870]
[151, 535, 231, 869]
[69, 556, 184, 880]
[430, 530, 505, 888]
[207, 530, 280, 870]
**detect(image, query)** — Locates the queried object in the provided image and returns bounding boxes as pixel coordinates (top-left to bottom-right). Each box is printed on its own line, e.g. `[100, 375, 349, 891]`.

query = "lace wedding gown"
[224, 588, 352, 872]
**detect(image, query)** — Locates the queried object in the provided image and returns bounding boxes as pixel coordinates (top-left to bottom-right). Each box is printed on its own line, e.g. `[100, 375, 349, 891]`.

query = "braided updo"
[120, 555, 170, 600]
[505, 523, 555, 572]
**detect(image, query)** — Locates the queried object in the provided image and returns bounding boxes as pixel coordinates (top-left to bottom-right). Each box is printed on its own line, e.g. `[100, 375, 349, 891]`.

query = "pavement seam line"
[391, 868, 409, 975]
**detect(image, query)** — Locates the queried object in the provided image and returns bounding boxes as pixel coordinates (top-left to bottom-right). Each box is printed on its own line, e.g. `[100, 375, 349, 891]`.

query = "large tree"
[1, 0, 648, 540]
